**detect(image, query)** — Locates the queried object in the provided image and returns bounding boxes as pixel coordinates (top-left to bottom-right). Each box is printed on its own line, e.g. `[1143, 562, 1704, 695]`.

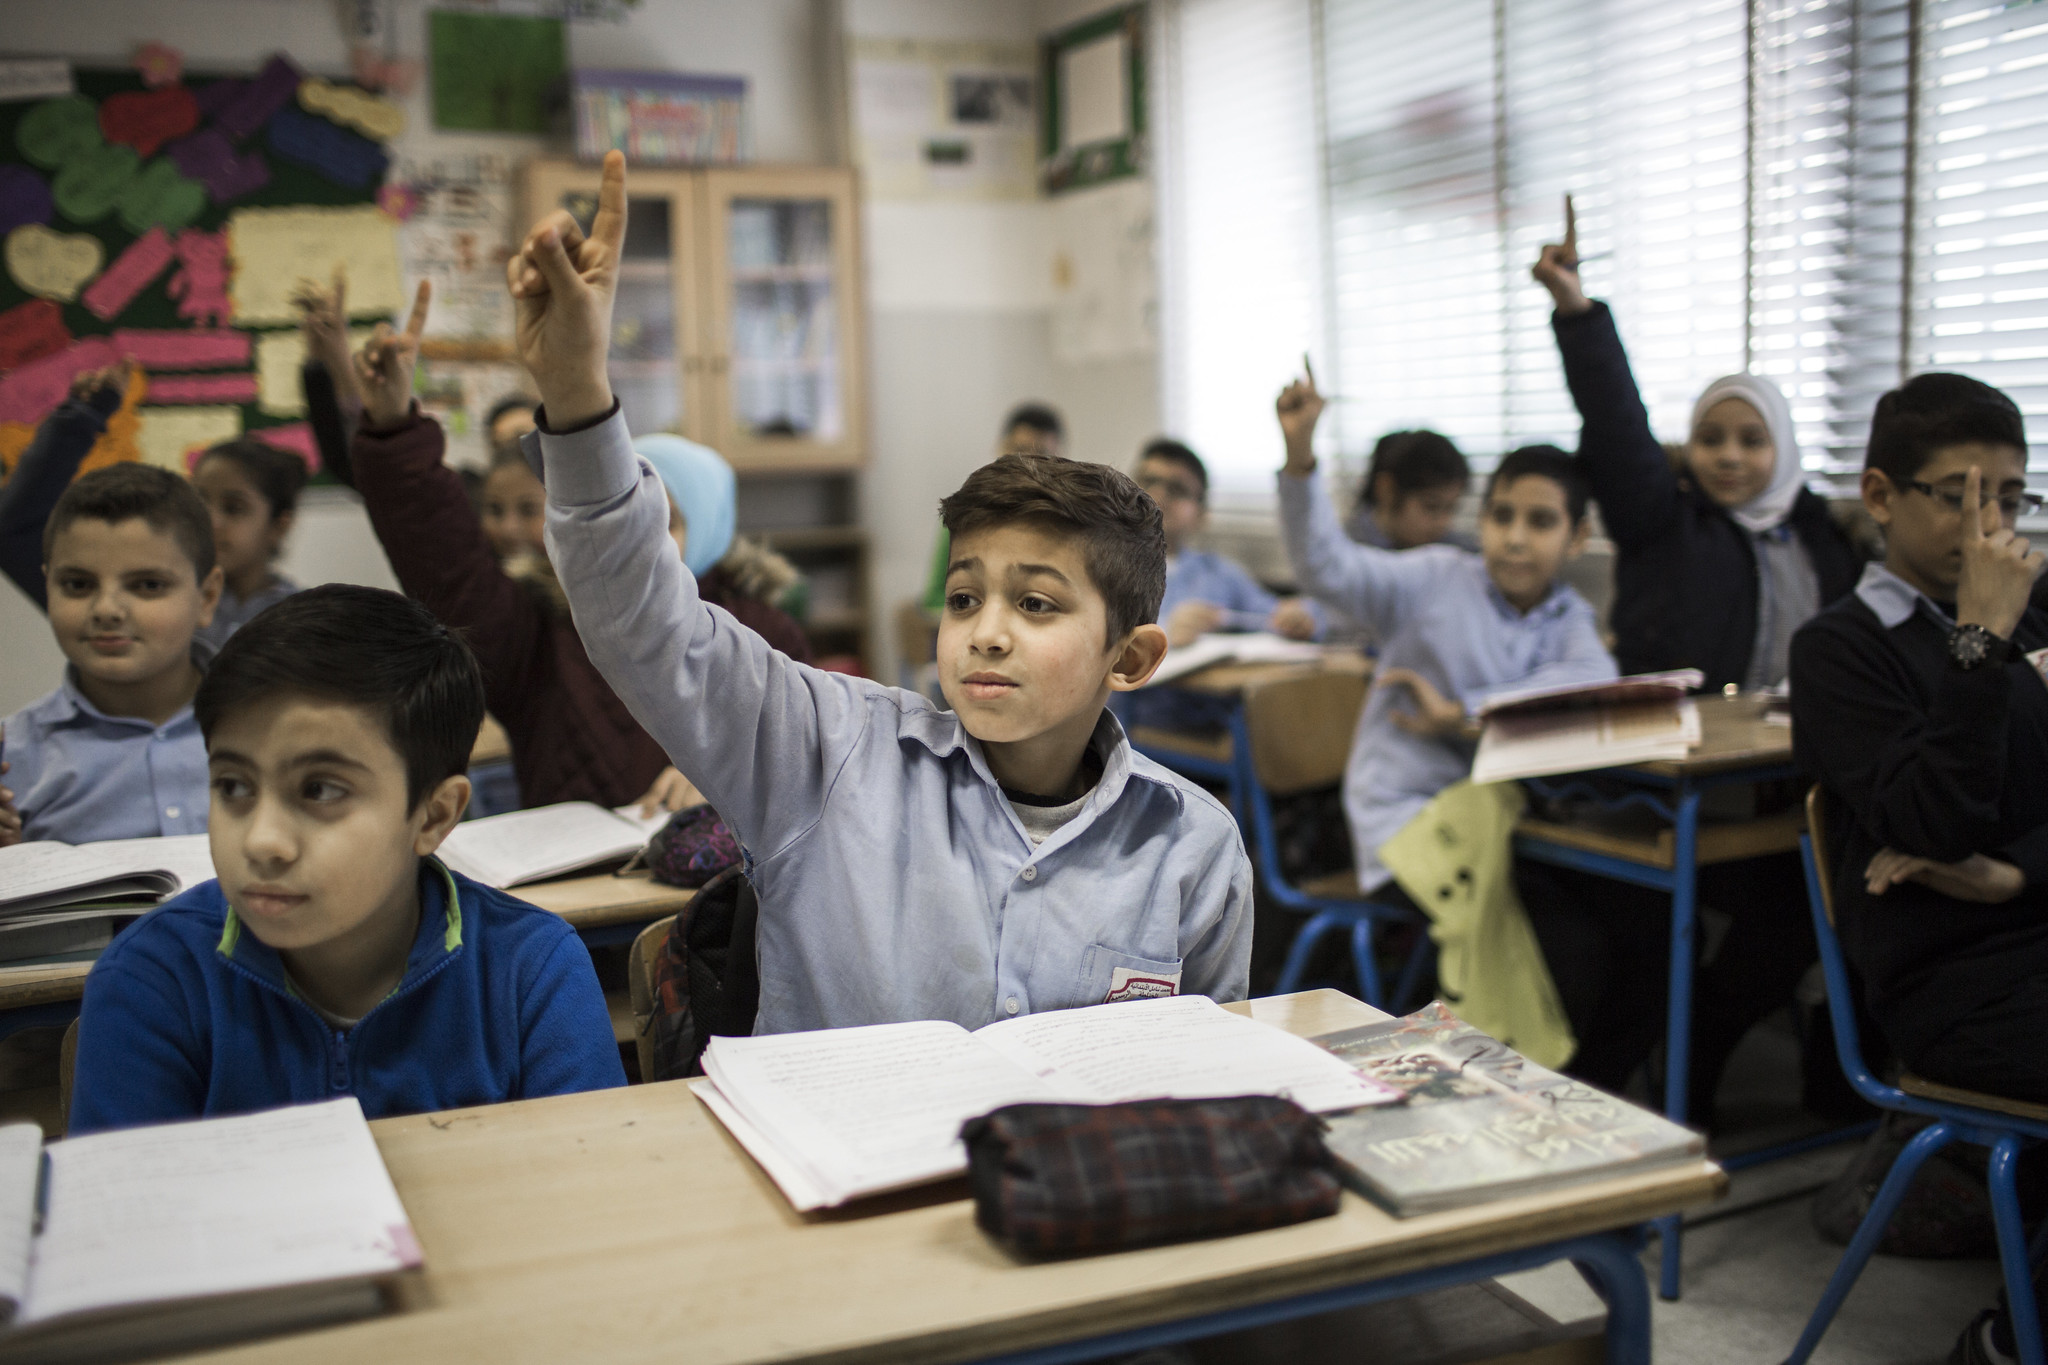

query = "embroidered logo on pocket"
[1104, 966, 1181, 1004]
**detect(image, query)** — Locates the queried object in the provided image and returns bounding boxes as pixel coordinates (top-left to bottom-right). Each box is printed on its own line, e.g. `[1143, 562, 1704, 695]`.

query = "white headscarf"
[1690, 374, 1804, 534]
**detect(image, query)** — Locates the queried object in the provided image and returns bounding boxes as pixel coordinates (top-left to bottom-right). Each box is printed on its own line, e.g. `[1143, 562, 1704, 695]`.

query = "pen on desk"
[33, 1150, 48, 1236]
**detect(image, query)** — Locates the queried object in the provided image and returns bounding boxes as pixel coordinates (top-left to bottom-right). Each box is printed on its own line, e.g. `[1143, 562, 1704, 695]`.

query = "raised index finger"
[1965, 464, 1986, 543]
[402, 279, 432, 341]
[589, 149, 629, 256]
[1564, 194, 1577, 261]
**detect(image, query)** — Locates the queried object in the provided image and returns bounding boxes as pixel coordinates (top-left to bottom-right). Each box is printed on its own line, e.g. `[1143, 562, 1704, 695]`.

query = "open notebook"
[1143, 633, 1331, 687]
[435, 801, 671, 889]
[694, 994, 1403, 1211]
[0, 1097, 418, 1363]
[0, 837, 216, 919]
[1471, 670, 1705, 784]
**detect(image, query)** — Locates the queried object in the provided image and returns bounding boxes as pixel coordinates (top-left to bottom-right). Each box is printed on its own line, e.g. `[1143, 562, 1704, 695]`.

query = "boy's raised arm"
[510, 154, 854, 857]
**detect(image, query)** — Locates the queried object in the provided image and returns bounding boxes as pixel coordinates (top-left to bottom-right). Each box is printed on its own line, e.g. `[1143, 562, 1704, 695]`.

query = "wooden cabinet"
[521, 160, 867, 471]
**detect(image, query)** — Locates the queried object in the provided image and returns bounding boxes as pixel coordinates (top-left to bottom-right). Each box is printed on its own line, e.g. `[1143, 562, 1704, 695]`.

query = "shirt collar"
[1855, 561, 1953, 630]
[1477, 559, 1575, 623]
[896, 697, 1164, 809]
[52, 639, 217, 729]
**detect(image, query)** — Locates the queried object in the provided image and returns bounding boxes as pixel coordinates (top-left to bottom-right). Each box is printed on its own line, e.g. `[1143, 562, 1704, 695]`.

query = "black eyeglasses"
[1906, 480, 2045, 518]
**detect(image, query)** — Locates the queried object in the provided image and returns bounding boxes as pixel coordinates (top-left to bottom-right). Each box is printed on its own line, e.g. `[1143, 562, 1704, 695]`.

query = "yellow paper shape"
[137, 405, 241, 472]
[0, 423, 31, 479]
[5, 224, 105, 302]
[227, 205, 403, 326]
[1377, 779, 1577, 1069]
[1, 376, 144, 480]
[298, 79, 407, 141]
[254, 327, 376, 416]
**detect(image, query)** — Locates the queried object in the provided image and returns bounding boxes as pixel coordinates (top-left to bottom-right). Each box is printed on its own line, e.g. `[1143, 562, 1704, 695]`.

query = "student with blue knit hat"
[632, 434, 737, 577]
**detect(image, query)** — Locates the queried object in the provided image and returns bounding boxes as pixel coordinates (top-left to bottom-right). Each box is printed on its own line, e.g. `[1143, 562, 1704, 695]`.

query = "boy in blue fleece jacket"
[69, 584, 624, 1135]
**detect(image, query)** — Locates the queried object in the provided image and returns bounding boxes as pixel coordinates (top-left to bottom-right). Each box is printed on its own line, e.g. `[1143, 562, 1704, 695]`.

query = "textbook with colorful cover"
[434, 801, 671, 889]
[1312, 1003, 1704, 1216]
[0, 1097, 419, 1363]
[1470, 669, 1705, 784]
[693, 994, 1405, 1211]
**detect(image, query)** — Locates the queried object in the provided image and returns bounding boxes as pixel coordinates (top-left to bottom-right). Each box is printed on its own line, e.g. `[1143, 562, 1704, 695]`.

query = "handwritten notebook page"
[24, 1097, 416, 1324]
[974, 994, 1400, 1114]
[702, 1022, 1054, 1206]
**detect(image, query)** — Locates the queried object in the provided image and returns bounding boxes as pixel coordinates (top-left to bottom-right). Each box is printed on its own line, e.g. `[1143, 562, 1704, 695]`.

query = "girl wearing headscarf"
[349, 340, 809, 813]
[1528, 226, 1871, 1129]
[1531, 237, 1865, 691]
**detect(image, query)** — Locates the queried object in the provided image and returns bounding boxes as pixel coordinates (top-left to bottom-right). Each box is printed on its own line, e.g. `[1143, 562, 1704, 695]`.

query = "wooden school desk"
[181, 990, 1725, 1365]
[1510, 693, 1813, 1300]
[0, 870, 694, 1039]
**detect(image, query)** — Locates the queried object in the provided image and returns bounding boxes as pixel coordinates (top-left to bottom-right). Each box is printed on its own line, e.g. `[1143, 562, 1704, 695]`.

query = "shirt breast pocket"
[1082, 944, 1184, 1006]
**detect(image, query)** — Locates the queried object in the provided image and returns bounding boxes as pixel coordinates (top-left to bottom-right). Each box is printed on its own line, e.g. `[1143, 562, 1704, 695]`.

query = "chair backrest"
[1804, 785, 1838, 927]
[57, 1017, 78, 1137]
[1800, 785, 1895, 1107]
[1241, 669, 1369, 797]
[627, 914, 676, 1085]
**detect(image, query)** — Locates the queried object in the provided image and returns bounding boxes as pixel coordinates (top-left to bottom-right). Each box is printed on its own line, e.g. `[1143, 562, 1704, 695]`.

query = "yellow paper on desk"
[1377, 779, 1575, 1069]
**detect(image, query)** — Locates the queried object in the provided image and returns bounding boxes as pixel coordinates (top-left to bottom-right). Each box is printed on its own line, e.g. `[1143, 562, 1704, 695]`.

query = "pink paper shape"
[109, 328, 250, 370]
[0, 338, 121, 427]
[81, 226, 176, 322]
[147, 372, 257, 405]
[167, 227, 230, 327]
[134, 42, 184, 89]
[250, 422, 319, 473]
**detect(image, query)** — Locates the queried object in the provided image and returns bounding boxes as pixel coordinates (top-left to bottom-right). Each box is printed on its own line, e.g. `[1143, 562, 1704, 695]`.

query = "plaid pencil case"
[960, 1096, 1342, 1257]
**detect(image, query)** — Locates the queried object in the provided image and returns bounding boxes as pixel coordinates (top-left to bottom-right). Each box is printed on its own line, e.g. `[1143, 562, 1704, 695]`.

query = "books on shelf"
[1312, 1003, 1704, 1216]
[0, 836, 215, 920]
[0, 1097, 418, 1362]
[1144, 633, 1331, 687]
[1470, 669, 1705, 784]
[435, 802, 670, 889]
[693, 994, 1404, 1211]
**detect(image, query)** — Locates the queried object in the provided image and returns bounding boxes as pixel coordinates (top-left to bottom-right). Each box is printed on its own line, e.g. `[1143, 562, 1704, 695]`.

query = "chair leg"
[1349, 917, 1386, 1007]
[1275, 911, 1344, 995]
[1782, 1121, 1959, 1365]
[1988, 1136, 2044, 1365]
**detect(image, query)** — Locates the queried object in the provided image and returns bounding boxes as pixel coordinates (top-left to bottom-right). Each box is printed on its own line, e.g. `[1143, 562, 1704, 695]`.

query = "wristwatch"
[1947, 623, 2011, 671]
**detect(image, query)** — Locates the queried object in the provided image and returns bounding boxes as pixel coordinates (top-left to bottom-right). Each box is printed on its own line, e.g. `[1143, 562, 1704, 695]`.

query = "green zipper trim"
[215, 859, 465, 961]
[216, 907, 241, 956]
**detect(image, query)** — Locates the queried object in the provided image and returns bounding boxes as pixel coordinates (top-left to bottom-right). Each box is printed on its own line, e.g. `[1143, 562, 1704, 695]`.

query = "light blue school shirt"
[194, 574, 299, 654]
[1278, 471, 1617, 891]
[1161, 549, 1325, 636]
[2, 654, 211, 845]
[529, 409, 1253, 1035]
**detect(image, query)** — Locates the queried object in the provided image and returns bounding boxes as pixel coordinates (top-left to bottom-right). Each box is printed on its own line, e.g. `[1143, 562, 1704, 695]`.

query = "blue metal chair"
[1234, 670, 1433, 1011]
[1785, 786, 2047, 1365]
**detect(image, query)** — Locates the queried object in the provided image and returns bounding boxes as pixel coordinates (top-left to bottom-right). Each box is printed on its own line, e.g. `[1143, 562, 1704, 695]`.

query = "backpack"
[645, 865, 761, 1082]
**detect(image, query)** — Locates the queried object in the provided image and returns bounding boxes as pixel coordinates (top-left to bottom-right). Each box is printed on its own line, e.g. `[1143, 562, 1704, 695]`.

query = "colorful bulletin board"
[0, 60, 408, 485]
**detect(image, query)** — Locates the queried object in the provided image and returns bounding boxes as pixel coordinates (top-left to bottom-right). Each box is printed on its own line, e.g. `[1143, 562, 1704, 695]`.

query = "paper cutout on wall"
[99, 86, 199, 158]
[250, 421, 320, 472]
[0, 61, 76, 105]
[0, 168, 53, 235]
[193, 78, 241, 119]
[0, 424, 30, 479]
[133, 42, 184, 90]
[228, 205, 401, 325]
[0, 337, 120, 427]
[16, 95, 100, 169]
[213, 54, 303, 140]
[115, 157, 207, 235]
[168, 227, 231, 326]
[254, 326, 373, 415]
[136, 404, 240, 471]
[146, 372, 258, 405]
[299, 79, 406, 141]
[267, 105, 391, 190]
[110, 328, 250, 371]
[81, 226, 174, 321]
[6, 225, 105, 303]
[166, 127, 270, 204]
[53, 142, 140, 223]
[0, 300, 71, 373]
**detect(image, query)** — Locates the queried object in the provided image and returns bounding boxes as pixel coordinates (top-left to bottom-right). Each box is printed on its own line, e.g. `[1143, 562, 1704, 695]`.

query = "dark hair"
[1001, 402, 1064, 443]
[485, 395, 537, 434]
[938, 453, 1166, 643]
[1864, 372, 2027, 485]
[43, 462, 216, 580]
[1138, 436, 1207, 502]
[1485, 444, 1590, 525]
[195, 585, 486, 810]
[1362, 430, 1469, 510]
[194, 439, 309, 520]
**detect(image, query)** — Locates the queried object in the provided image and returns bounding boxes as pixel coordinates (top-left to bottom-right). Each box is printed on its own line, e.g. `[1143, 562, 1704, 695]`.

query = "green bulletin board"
[428, 11, 566, 134]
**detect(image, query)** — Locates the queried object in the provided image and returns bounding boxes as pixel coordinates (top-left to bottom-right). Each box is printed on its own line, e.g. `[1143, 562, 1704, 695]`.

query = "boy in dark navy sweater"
[69, 585, 625, 1135]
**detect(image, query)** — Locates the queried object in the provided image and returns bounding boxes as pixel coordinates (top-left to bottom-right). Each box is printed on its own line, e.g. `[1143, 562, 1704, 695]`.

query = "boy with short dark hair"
[508, 155, 1250, 1032]
[68, 584, 625, 1135]
[1347, 429, 1477, 552]
[0, 460, 223, 848]
[1790, 372, 2047, 1365]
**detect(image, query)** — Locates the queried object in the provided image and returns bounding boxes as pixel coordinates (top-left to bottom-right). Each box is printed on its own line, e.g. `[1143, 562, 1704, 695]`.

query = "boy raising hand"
[510, 154, 1251, 1033]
